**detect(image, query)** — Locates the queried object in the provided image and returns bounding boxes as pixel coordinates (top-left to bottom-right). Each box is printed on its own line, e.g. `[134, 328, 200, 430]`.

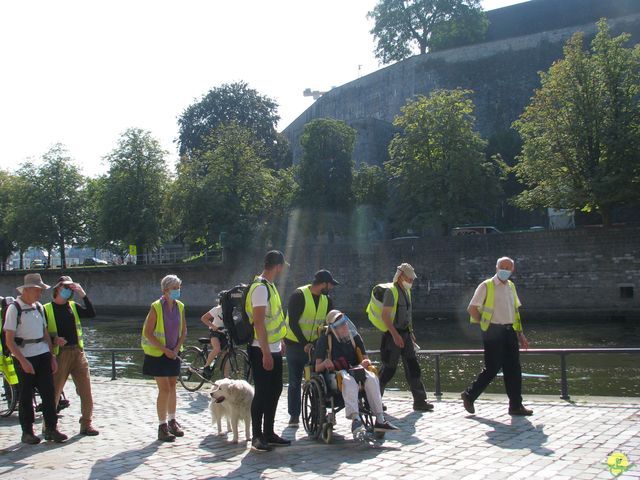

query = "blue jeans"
[286, 342, 308, 419]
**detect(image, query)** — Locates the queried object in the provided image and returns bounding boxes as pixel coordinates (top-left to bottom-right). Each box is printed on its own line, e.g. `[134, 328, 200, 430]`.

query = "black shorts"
[142, 354, 181, 377]
[209, 330, 228, 350]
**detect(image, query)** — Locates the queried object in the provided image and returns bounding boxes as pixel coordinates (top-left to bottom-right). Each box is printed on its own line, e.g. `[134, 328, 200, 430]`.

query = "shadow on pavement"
[470, 415, 554, 456]
[0, 435, 82, 476]
[89, 441, 160, 479]
[182, 390, 210, 415]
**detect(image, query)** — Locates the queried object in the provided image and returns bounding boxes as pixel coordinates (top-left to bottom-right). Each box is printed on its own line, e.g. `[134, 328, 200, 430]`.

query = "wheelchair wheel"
[179, 346, 206, 392]
[321, 423, 333, 444]
[0, 375, 18, 417]
[302, 377, 325, 439]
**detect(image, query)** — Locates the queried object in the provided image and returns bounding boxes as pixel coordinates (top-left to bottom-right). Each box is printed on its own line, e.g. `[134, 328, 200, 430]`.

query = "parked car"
[30, 259, 46, 269]
[83, 257, 108, 266]
[451, 226, 501, 236]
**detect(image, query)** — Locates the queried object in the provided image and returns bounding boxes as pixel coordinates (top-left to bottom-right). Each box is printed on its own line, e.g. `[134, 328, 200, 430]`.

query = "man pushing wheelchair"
[314, 309, 399, 437]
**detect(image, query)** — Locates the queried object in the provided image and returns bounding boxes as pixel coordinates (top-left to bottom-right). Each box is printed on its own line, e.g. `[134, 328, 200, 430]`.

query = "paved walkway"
[0, 377, 638, 479]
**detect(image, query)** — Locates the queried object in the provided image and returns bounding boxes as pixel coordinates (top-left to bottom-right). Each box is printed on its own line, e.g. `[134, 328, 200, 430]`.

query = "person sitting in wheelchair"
[314, 309, 399, 435]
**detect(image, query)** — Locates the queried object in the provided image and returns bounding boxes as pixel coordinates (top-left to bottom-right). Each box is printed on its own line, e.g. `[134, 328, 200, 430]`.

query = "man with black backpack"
[366, 263, 433, 412]
[245, 250, 290, 452]
[3, 273, 68, 444]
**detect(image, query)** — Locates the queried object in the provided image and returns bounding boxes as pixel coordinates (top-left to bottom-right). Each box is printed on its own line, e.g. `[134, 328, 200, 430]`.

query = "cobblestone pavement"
[0, 377, 639, 479]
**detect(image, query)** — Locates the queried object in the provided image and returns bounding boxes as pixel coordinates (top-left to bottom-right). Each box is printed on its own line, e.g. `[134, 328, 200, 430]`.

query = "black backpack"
[220, 280, 271, 346]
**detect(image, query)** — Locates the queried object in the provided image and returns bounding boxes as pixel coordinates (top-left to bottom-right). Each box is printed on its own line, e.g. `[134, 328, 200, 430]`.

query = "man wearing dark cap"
[43, 276, 99, 435]
[245, 250, 290, 452]
[284, 269, 338, 426]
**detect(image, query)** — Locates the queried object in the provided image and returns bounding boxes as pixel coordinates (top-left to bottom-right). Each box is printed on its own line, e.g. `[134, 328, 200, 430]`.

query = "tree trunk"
[136, 244, 145, 265]
[600, 205, 613, 227]
[47, 247, 53, 269]
[19, 249, 24, 270]
[59, 236, 66, 269]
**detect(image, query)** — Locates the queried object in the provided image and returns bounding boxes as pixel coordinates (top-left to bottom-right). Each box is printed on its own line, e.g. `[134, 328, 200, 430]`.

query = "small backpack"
[220, 279, 272, 345]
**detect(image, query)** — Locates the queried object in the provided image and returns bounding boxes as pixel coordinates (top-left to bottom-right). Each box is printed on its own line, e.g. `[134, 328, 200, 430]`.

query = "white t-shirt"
[469, 276, 522, 325]
[207, 305, 225, 330]
[3, 298, 50, 358]
[250, 277, 282, 353]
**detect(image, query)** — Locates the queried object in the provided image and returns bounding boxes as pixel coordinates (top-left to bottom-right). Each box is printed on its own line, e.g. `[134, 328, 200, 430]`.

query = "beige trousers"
[53, 346, 94, 426]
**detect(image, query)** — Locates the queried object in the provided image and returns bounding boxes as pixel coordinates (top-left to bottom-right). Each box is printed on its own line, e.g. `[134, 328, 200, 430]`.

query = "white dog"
[209, 378, 254, 443]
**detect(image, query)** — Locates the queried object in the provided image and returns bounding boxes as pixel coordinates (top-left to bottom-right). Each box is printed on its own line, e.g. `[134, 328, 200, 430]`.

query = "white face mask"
[402, 281, 413, 290]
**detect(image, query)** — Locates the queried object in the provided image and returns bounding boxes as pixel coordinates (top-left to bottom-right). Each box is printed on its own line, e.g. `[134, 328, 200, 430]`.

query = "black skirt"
[142, 354, 181, 377]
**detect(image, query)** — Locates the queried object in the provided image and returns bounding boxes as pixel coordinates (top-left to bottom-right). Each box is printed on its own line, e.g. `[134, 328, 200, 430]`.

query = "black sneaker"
[203, 366, 214, 379]
[265, 433, 291, 446]
[21, 431, 41, 445]
[251, 435, 273, 452]
[461, 392, 475, 414]
[43, 428, 68, 443]
[288, 416, 299, 426]
[413, 400, 434, 412]
[374, 420, 399, 432]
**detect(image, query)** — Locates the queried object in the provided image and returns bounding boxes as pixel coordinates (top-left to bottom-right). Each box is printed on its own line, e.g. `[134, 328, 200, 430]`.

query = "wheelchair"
[301, 359, 384, 444]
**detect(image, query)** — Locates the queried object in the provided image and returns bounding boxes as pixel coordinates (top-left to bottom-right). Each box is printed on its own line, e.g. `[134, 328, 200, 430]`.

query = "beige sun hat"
[17, 273, 51, 293]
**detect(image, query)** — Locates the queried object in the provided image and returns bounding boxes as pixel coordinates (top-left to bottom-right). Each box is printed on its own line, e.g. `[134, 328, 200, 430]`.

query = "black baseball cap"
[313, 269, 339, 286]
[264, 250, 289, 268]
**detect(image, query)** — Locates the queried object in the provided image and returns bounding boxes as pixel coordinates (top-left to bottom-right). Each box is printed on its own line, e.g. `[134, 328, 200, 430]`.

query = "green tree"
[100, 128, 170, 263]
[172, 122, 285, 251]
[368, 0, 487, 64]
[0, 170, 15, 270]
[353, 164, 388, 216]
[36, 144, 86, 268]
[177, 81, 290, 169]
[513, 20, 640, 226]
[298, 118, 356, 211]
[387, 89, 503, 235]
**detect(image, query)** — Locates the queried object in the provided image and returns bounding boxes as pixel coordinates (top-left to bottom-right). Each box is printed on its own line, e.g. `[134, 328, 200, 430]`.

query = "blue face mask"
[59, 287, 73, 300]
[169, 289, 181, 300]
[497, 269, 512, 282]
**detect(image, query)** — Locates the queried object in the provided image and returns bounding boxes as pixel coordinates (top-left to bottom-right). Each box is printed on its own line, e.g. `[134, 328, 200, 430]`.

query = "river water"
[81, 313, 639, 397]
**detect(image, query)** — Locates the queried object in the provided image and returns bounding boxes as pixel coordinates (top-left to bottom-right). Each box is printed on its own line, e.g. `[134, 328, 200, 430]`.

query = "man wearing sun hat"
[3, 273, 68, 444]
[43, 275, 99, 436]
[366, 263, 433, 412]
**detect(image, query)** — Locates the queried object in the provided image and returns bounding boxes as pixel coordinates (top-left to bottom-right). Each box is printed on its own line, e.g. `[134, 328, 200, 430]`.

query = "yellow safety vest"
[141, 299, 185, 357]
[245, 277, 286, 344]
[44, 301, 83, 355]
[470, 279, 523, 332]
[285, 285, 329, 343]
[366, 282, 411, 332]
[0, 331, 18, 385]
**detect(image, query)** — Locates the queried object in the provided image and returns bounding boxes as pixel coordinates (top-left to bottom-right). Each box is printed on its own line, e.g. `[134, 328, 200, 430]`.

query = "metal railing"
[85, 347, 640, 400]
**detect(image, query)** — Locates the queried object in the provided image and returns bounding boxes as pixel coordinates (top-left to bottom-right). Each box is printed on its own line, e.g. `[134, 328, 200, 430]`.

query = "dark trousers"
[286, 342, 307, 419]
[465, 324, 523, 409]
[14, 352, 58, 433]
[379, 330, 427, 403]
[249, 346, 283, 438]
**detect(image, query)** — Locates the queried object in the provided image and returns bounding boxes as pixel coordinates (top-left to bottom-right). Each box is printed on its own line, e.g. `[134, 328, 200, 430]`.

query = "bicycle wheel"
[221, 348, 252, 383]
[0, 374, 18, 417]
[179, 346, 206, 392]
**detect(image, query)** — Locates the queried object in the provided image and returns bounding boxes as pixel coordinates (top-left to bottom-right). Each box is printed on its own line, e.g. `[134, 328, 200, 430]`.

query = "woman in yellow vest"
[141, 274, 187, 442]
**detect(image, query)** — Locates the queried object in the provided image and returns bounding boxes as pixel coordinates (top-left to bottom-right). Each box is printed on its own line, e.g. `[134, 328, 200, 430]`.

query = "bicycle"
[1, 369, 69, 417]
[179, 333, 252, 392]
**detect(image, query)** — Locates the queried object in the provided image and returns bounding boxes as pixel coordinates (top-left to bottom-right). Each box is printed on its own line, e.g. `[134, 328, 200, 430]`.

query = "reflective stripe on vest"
[141, 299, 185, 357]
[470, 279, 522, 332]
[245, 278, 287, 344]
[366, 282, 411, 332]
[44, 301, 83, 355]
[285, 285, 329, 343]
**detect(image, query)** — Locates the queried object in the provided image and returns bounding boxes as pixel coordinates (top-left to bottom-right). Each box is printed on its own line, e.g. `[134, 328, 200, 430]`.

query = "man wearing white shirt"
[461, 257, 533, 416]
[245, 250, 290, 452]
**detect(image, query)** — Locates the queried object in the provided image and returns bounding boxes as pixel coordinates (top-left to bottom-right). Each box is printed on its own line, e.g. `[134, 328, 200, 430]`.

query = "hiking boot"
[374, 420, 399, 432]
[288, 416, 299, 426]
[509, 406, 533, 416]
[21, 431, 41, 445]
[251, 435, 272, 452]
[80, 424, 100, 436]
[168, 419, 184, 437]
[43, 428, 68, 443]
[265, 433, 291, 446]
[158, 423, 176, 442]
[413, 400, 434, 412]
[461, 392, 475, 414]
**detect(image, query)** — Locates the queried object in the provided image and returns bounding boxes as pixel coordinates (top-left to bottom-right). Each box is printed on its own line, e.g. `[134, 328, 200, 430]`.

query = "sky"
[0, 0, 528, 178]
